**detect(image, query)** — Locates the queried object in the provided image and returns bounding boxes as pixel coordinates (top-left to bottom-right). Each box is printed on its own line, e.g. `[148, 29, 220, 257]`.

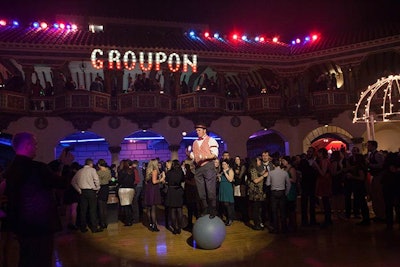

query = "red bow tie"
[198, 137, 204, 140]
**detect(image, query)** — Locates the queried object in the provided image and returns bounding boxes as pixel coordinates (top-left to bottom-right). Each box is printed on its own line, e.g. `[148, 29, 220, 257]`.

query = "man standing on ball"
[188, 123, 219, 219]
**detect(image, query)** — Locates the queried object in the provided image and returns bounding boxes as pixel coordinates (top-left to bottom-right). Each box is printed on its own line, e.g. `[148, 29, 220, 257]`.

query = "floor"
[2, 204, 400, 267]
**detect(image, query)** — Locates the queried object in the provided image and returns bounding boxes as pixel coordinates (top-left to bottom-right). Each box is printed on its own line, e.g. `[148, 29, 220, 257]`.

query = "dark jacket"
[4, 155, 68, 236]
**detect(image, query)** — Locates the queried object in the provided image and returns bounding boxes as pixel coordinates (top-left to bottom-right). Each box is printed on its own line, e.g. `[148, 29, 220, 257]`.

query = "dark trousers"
[252, 201, 263, 226]
[351, 180, 369, 221]
[344, 180, 361, 217]
[97, 200, 108, 227]
[301, 191, 317, 225]
[234, 196, 249, 222]
[17, 234, 53, 267]
[132, 186, 142, 223]
[79, 189, 98, 230]
[195, 161, 217, 213]
[271, 190, 287, 232]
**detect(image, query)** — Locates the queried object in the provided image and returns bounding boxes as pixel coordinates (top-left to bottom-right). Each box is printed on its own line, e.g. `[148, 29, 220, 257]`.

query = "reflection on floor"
[2, 204, 400, 267]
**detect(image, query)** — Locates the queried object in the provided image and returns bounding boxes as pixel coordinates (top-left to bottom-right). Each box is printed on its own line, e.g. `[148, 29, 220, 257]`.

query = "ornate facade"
[1, 15, 400, 164]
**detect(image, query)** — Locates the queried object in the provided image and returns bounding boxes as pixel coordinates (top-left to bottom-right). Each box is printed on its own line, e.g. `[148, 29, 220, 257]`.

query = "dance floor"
[2, 204, 400, 267]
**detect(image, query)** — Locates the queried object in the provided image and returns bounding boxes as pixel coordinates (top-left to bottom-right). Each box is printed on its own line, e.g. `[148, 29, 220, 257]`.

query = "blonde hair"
[146, 159, 159, 181]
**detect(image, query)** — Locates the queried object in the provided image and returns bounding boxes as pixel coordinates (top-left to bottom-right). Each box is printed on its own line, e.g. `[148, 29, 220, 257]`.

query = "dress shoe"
[91, 227, 103, 233]
[225, 220, 233, 226]
[152, 224, 160, 232]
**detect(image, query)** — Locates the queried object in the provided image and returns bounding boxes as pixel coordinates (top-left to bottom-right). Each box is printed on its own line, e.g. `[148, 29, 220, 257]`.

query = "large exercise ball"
[192, 216, 226, 250]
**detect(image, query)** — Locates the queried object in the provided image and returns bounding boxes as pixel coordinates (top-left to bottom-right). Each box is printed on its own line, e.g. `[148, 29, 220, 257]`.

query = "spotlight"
[255, 36, 260, 42]
[241, 35, 247, 41]
[0, 20, 6, 26]
[53, 23, 59, 29]
[59, 23, 65, 29]
[272, 37, 278, 43]
[305, 36, 310, 42]
[312, 34, 318, 41]
[296, 38, 301, 44]
[189, 30, 195, 37]
[232, 34, 238, 40]
[213, 33, 220, 39]
[12, 20, 19, 26]
[204, 31, 210, 38]
[40, 22, 48, 29]
[32, 22, 40, 28]
[71, 24, 78, 31]
[259, 36, 265, 42]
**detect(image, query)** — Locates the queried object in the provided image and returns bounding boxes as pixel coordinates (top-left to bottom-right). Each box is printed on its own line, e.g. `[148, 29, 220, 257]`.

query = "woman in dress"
[281, 156, 298, 232]
[144, 159, 165, 232]
[248, 157, 268, 230]
[314, 148, 333, 228]
[96, 159, 112, 229]
[218, 159, 235, 226]
[117, 160, 135, 226]
[233, 156, 249, 223]
[165, 160, 185, 234]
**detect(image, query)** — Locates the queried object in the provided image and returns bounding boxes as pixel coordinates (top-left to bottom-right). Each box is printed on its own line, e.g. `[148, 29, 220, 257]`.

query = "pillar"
[168, 144, 181, 160]
[108, 145, 122, 166]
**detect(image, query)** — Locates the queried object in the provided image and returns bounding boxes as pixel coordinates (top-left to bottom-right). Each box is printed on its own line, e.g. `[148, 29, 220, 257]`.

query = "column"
[108, 145, 122, 166]
[168, 144, 181, 160]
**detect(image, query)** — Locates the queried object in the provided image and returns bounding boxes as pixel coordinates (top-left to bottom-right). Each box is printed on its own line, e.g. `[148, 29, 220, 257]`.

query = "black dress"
[165, 169, 184, 208]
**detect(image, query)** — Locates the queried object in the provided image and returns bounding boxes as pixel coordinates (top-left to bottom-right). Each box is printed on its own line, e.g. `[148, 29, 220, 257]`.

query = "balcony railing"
[0, 89, 355, 120]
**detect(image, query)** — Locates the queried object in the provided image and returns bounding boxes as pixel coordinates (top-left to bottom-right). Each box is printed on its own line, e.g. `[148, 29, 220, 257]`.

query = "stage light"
[66, 24, 71, 30]
[53, 23, 59, 29]
[0, 20, 6, 26]
[71, 24, 78, 31]
[40, 22, 48, 29]
[259, 36, 265, 42]
[232, 34, 238, 40]
[291, 40, 296, 45]
[241, 35, 247, 41]
[59, 23, 65, 29]
[213, 33, 220, 39]
[12, 20, 19, 26]
[204, 31, 210, 38]
[296, 38, 301, 44]
[305, 36, 310, 42]
[189, 30, 195, 37]
[255, 36, 260, 42]
[312, 34, 318, 41]
[272, 37, 278, 43]
[32, 22, 40, 28]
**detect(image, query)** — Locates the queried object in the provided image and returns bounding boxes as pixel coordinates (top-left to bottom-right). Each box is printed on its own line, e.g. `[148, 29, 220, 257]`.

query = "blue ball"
[192, 216, 226, 250]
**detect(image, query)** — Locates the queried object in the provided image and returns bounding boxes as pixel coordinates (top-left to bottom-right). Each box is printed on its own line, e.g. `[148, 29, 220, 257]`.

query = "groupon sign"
[91, 49, 197, 73]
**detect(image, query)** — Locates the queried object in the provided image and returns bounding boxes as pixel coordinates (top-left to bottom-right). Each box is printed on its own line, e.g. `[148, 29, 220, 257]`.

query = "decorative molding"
[230, 116, 241, 127]
[108, 116, 121, 129]
[34, 117, 48, 130]
[60, 114, 103, 131]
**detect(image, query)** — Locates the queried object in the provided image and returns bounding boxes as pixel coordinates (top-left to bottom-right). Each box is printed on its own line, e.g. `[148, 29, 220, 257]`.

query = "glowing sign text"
[91, 49, 197, 73]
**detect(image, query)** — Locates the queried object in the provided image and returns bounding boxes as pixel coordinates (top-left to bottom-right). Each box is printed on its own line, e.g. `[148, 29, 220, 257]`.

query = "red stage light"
[259, 37, 265, 42]
[40, 22, 48, 29]
[272, 37, 278, 43]
[296, 38, 301, 44]
[204, 31, 210, 38]
[59, 23, 65, 29]
[312, 34, 318, 41]
[0, 20, 6, 26]
[232, 34, 238, 40]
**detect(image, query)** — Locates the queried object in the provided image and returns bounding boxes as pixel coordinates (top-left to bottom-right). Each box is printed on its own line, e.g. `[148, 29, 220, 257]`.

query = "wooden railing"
[0, 89, 354, 118]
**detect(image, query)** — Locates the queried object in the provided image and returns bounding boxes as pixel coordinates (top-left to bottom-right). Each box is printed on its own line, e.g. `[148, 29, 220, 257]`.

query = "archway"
[57, 131, 111, 165]
[302, 126, 353, 153]
[246, 129, 288, 158]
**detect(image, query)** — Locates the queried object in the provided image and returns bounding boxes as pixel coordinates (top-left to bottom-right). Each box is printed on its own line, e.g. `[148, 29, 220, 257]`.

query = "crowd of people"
[1, 131, 400, 267]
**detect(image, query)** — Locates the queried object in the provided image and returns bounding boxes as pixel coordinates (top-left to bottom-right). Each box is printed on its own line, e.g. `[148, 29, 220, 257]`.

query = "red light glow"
[272, 37, 278, 43]
[232, 34, 238, 40]
[40, 22, 48, 29]
[0, 20, 6, 26]
[312, 34, 318, 41]
[204, 32, 210, 38]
